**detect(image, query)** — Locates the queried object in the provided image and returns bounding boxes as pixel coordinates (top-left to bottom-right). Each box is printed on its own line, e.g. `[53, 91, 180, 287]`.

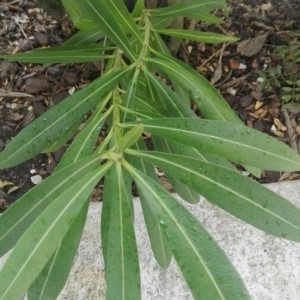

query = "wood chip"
[273, 118, 287, 131]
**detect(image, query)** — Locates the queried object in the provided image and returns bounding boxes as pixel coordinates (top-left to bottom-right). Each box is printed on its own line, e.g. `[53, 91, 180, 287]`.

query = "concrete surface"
[58, 180, 300, 300]
[1, 181, 300, 299]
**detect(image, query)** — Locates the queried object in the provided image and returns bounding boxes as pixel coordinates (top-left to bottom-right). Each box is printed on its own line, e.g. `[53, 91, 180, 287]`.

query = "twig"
[15, 21, 28, 39]
[198, 47, 224, 70]
[0, 0, 20, 8]
[282, 108, 299, 153]
[210, 43, 228, 85]
[0, 89, 33, 98]
[218, 72, 251, 89]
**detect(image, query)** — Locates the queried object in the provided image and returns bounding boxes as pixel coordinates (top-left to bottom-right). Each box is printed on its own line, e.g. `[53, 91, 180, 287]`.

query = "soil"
[0, 0, 300, 211]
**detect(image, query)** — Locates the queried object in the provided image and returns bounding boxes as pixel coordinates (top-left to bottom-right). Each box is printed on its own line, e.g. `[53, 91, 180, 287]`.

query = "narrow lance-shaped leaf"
[105, 162, 140, 300]
[128, 150, 300, 242]
[62, 29, 105, 46]
[150, 0, 226, 18]
[117, 124, 144, 152]
[153, 136, 200, 204]
[90, 0, 142, 42]
[188, 12, 224, 24]
[123, 161, 250, 300]
[27, 201, 89, 300]
[1, 45, 115, 64]
[136, 118, 300, 171]
[62, 0, 95, 30]
[155, 29, 238, 44]
[121, 68, 140, 124]
[142, 73, 235, 199]
[141, 72, 200, 203]
[55, 103, 112, 171]
[42, 121, 82, 154]
[84, 0, 137, 60]
[0, 162, 111, 300]
[26, 106, 113, 298]
[144, 69, 193, 117]
[101, 167, 116, 265]
[0, 155, 103, 256]
[148, 55, 239, 121]
[129, 140, 172, 268]
[0, 66, 132, 169]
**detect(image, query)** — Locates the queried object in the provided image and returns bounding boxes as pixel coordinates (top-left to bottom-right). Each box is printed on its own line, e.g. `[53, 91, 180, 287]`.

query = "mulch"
[0, 0, 300, 210]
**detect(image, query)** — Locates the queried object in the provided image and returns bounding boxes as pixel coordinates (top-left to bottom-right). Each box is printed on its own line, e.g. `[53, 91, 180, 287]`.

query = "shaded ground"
[0, 0, 300, 210]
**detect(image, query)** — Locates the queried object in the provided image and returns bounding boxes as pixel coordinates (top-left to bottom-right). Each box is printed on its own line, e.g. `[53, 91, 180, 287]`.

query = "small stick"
[219, 72, 251, 89]
[282, 108, 298, 153]
[0, 0, 21, 8]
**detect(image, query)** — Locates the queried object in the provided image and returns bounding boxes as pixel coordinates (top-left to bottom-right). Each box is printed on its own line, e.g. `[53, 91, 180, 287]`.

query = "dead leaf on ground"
[237, 33, 269, 57]
[0, 180, 14, 188]
[274, 118, 287, 131]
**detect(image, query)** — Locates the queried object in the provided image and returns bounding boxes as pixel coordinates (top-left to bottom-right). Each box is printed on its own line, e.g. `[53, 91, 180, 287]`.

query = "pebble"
[63, 72, 78, 85]
[0, 61, 15, 79]
[30, 174, 42, 185]
[35, 31, 49, 46]
[10, 103, 18, 110]
[25, 77, 50, 94]
[240, 95, 254, 108]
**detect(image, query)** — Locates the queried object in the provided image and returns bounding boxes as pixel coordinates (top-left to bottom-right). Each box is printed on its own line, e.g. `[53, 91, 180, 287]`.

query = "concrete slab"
[1, 181, 300, 299]
[58, 180, 300, 300]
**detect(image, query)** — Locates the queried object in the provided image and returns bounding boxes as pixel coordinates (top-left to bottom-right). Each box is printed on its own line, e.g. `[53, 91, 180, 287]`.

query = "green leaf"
[118, 124, 144, 151]
[188, 12, 224, 24]
[131, 0, 145, 17]
[130, 140, 172, 268]
[150, 0, 226, 18]
[1, 45, 115, 64]
[281, 94, 293, 102]
[105, 162, 140, 300]
[135, 95, 166, 118]
[62, 0, 95, 30]
[55, 102, 112, 171]
[282, 87, 293, 92]
[127, 150, 300, 242]
[62, 29, 105, 46]
[155, 29, 238, 44]
[94, 0, 142, 42]
[0, 67, 131, 168]
[84, 0, 138, 60]
[144, 69, 195, 117]
[0, 163, 110, 300]
[101, 167, 115, 264]
[148, 56, 240, 121]
[152, 136, 200, 204]
[27, 200, 89, 300]
[121, 69, 140, 124]
[0, 155, 103, 256]
[137, 118, 300, 171]
[124, 161, 249, 300]
[41, 121, 81, 153]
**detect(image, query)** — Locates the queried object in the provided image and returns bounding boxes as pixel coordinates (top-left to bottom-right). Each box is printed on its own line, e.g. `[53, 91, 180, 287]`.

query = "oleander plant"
[1, 0, 300, 299]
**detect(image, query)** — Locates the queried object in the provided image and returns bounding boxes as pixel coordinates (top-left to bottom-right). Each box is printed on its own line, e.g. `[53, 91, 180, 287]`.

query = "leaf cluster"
[1, 1, 300, 299]
[257, 43, 300, 107]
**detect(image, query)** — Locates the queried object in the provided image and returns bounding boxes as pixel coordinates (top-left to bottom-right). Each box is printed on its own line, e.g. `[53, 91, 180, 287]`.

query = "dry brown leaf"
[229, 58, 240, 70]
[7, 185, 20, 194]
[272, 130, 285, 137]
[274, 118, 287, 131]
[237, 33, 269, 57]
[255, 101, 264, 110]
[249, 108, 268, 119]
[0, 180, 14, 188]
